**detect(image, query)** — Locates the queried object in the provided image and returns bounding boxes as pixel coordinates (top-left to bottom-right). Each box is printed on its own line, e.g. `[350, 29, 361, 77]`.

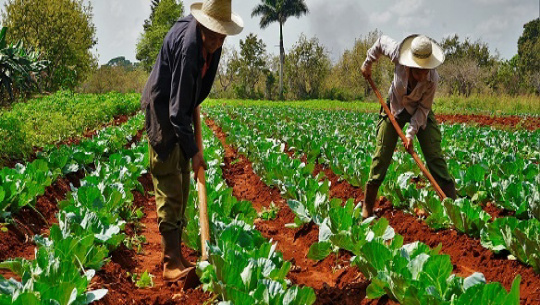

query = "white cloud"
[476, 16, 510, 36]
[1, 0, 536, 63]
[369, 11, 392, 25]
[383, 0, 433, 32]
[472, 0, 520, 4]
[307, 0, 369, 59]
[391, 0, 424, 16]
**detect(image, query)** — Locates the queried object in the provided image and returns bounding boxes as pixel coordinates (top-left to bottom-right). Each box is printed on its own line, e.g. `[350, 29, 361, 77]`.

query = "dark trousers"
[367, 108, 454, 189]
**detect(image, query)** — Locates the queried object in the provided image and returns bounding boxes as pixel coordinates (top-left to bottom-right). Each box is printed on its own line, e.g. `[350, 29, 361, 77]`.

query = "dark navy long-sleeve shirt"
[141, 14, 221, 161]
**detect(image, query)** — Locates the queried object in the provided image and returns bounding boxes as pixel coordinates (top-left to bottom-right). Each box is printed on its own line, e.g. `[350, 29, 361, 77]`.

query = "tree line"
[0, 0, 538, 105]
[212, 21, 540, 101]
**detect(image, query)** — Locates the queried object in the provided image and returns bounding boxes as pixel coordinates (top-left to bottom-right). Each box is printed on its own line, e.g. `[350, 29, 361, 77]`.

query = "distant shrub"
[0, 91, 140, 162]
[78, 66, 148, 94]
[0, 112, 31, 160]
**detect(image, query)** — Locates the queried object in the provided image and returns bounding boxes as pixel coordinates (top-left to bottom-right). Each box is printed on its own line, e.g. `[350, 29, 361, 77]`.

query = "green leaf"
[463, 272, 486, 290]
[307, 241, 332, 261]
[358, 241, 393, 277]
[287, 199, 311, 224]
[366, 277, 389, 299]
[135, 271, 154, 288]
[418, 255, 453, 297]
[12, 292, 40, 305]
[465, 164, 486, 183]
[408, 253, 430, 280]
[282, 286, 316, 305]
[86, 289, 108, 303]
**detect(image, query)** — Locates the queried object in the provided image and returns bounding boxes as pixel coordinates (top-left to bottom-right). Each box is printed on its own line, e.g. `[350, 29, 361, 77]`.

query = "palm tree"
[252, 0, 308, 100]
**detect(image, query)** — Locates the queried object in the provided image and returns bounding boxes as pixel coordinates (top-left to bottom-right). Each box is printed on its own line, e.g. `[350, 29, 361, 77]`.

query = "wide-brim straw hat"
[399, 34, 445, 69]
[191, 0, 243, 36]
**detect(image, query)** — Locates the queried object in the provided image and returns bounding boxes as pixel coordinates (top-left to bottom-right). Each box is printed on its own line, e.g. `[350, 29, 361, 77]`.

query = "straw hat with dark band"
[399, 34, 445, 69]
[191, 0, 243, 36]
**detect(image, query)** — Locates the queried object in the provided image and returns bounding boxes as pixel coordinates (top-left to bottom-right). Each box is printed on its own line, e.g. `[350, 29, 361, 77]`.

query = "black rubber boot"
[439, 181, 457, 200]
[362, 183, 380, 218]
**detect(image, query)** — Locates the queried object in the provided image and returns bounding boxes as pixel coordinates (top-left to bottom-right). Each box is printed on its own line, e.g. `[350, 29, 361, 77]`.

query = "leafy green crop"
[0, 91, 141, 161]
[0, 139, 149, 304]
[481, 217, 540, 272]
[211, 105, 540, 273]
[183, 122, 315, 304]
[0, 113, 144, 218]
[0, 247, 107, 305]
[207, 106, 522, 304]
[133, 271, 154, 289]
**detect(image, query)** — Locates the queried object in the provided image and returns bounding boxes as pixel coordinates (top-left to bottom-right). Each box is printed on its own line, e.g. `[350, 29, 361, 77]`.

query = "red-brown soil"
[0, 122, 145, 266]
[482, 202, 516, 220]
[0, 127, 212, 304]
[207, 119, 397, 305]
[0, 170, 85, 265]
[436, 114, 540, 131]
[214, 110, 540, 304]
[310, 161, 540, 305]
[92, 174, 212, 305]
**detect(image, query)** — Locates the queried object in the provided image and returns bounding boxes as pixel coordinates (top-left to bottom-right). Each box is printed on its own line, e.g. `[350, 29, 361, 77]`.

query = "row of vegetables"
[0, 99, 534, 304]
[0, 112, 315, 304]
[0, 113, 144, 221]
[215, 105, 540, 273]
[186, 123, 316, 304]
[0, 135, 148, 304]
[0, 91, 141, 161]
[207, 108, 522, 304]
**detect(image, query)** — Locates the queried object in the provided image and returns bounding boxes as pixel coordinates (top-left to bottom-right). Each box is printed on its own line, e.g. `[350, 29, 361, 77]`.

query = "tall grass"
[0, 91, 140, 162]
[205, 94, 540, 116]
[204, 99, 381, 112]
[77, 66, 148, 94]
[433, 94, 540, 116]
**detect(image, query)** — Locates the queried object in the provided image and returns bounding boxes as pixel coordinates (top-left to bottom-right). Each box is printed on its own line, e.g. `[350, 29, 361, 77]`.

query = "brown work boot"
[162, 229, 193, 282]
[362, 183, 380, 219]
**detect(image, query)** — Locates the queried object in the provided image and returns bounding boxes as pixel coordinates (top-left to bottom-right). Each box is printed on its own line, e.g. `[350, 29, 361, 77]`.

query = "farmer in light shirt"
[361, 34, 457, 218]
[141, 0, 243, 282]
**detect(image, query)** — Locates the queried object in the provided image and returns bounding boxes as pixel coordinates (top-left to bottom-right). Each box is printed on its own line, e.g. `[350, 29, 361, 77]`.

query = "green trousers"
[367, 108, 454, 188]
[148, 142, 190, 233]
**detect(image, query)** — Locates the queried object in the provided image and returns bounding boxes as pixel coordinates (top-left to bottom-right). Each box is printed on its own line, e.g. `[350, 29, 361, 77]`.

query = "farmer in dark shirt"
[140, 0, 243, 282]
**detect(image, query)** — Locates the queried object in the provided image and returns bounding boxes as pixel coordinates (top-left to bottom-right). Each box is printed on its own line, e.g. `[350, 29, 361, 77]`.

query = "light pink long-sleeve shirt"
[362, 35, 438, 139]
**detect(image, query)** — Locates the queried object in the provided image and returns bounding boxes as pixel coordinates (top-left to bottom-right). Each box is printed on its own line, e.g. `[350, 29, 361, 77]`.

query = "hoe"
[182, 165, 210, 290]
[365, 75, 447, 200]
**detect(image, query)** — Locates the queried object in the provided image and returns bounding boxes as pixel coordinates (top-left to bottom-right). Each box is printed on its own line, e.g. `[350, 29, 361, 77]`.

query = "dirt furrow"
[0, 170, 85, 264]
[0, 127, 145, 266]
[92, 174, 211, 305]
[435, 114, 540, 131]
[311, 161, 540, 305]
[206, 119, 395, 305]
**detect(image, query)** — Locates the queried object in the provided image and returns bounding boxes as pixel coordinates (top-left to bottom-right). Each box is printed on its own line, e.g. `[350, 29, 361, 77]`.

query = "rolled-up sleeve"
[362, 35, 400, 70]
[406, 82, 436, 139]
[169, 45, 199, 159]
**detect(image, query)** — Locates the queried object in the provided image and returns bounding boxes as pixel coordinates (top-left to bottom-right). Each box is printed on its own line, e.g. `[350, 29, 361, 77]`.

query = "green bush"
[77, 66, 148, 94]
[0, 91, 141, 163]
[0, 113, 31, 160]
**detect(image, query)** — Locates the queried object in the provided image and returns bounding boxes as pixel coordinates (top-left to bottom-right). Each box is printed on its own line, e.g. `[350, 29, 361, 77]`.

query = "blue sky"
[0, 0, 538, 64]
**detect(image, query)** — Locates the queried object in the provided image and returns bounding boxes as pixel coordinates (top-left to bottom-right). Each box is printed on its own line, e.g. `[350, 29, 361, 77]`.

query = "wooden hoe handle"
[196, 166, 210, 261]
[366, 76, 447, 200]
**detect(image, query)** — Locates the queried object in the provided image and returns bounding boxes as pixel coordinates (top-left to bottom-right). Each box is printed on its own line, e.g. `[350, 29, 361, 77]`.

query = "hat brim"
[398, 34, 445, 69]
[191, 3, 243, 36]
